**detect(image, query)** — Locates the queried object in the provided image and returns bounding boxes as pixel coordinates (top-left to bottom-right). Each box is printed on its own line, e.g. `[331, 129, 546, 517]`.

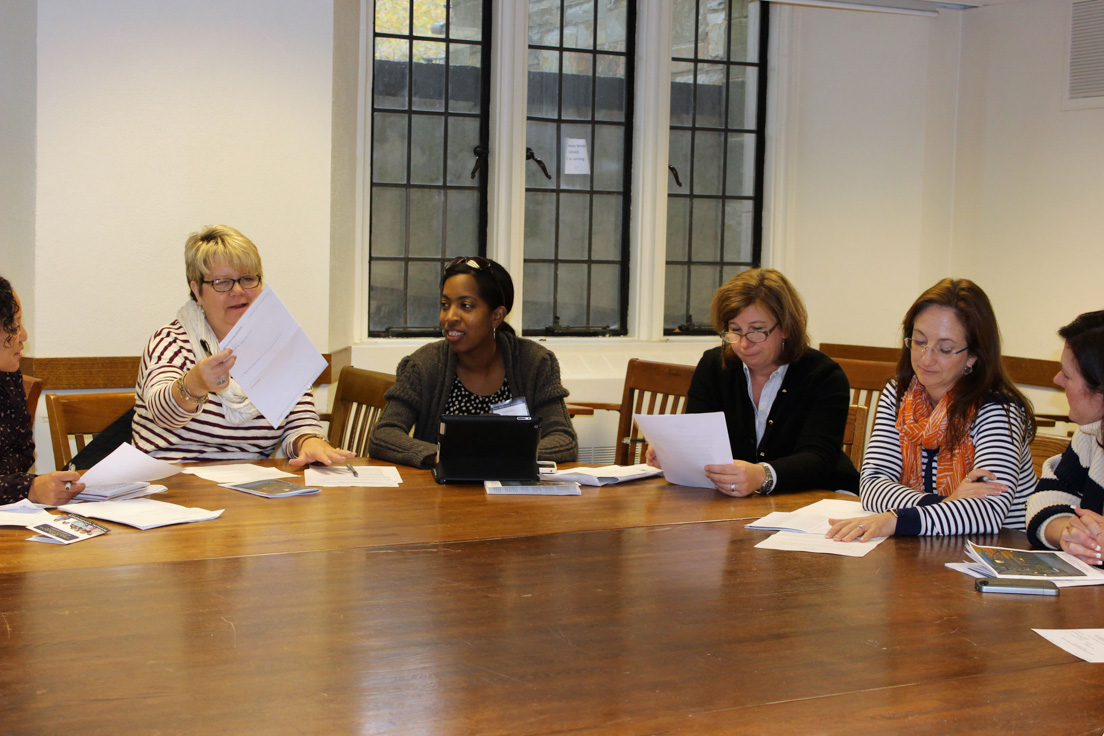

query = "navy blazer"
[687, 346, 860, 493]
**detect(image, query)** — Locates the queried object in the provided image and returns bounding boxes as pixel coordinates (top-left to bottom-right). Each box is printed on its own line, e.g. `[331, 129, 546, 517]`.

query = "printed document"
[181, 464, 296, 484]
[59, 499, 223, 530]
[78, 443, 180, 487]
[1033, 629, 1104, 663]
[746, 498, 872, 535]
[631, 412, 732, 488]
[220, 286, 328, 427]
[304, 465, 402, 487]
[0, 499, 54, 528]
[754, 530, 886, 557]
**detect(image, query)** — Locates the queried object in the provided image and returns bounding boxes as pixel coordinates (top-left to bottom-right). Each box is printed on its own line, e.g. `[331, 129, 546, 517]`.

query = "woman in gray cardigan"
[368, 257, 578, 468]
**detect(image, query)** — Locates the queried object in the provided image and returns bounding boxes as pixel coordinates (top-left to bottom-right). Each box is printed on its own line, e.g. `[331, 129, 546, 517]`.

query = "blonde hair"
[710, 268, 809, 365]
[184, 225, 263, 300]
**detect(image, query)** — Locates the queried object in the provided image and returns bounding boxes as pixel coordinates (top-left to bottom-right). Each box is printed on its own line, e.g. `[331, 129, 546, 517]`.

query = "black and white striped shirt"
[132, 321, 323, 462]
[860, 381, 1035, 535]
[1025, 422, 1104, 548]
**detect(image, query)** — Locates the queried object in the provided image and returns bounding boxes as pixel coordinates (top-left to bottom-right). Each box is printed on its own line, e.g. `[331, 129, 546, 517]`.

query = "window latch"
[525, 147, 553, 180]
[469, 145, 487, 180]
[668, 165, 683, 188]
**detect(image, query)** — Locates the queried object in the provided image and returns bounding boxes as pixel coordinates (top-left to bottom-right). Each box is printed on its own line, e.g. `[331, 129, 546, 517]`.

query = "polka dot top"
[443, 375, 511, 416]
[1, 370, 36, 504]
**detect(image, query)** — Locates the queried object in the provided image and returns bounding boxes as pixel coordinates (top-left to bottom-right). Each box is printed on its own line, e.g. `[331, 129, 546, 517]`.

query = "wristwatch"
[754, 463, 775, 495]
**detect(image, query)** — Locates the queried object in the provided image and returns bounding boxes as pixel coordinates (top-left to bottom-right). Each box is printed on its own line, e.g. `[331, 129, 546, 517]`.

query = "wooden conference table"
[2, 460, 1103, 735]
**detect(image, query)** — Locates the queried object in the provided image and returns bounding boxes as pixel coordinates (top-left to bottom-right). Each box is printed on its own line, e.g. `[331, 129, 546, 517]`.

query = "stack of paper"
[747, 498, 888, 557]
[304, 465, 403, 488]
[58, 499, 223, 530]
[485, 480, 581, 496]
[75, 483, 166, 502]
[541, 464, 662, 486]
[73, 443, 180, 503]
[0, 499, 55, 528]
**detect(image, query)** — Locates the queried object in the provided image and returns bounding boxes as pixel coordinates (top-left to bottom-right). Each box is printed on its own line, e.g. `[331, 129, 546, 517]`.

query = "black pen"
[200, 339, 213, 356]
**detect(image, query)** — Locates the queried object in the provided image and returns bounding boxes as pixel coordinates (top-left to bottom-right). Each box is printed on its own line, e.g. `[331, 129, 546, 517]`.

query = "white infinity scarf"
[175, 300, 261, 426]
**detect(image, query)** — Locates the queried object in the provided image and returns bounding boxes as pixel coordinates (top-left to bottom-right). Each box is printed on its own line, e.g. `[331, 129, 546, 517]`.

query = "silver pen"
[345, 462, 359, 478]
[64, 461, 75, 492]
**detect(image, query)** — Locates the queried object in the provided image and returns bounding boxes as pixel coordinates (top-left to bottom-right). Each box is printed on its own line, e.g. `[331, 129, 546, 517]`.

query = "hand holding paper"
[632, 412, 732, 489]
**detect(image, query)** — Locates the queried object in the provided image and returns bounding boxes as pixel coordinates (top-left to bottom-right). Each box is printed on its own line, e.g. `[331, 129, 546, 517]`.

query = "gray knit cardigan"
[368, 331, 578, 468]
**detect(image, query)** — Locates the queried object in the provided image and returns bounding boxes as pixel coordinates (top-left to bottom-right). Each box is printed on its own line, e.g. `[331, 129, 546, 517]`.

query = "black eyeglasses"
[201, 275, 261, 292]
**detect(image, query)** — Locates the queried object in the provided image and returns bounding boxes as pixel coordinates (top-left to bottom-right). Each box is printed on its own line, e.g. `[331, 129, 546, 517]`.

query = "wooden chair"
[45, 391, 136, 469]
[842, 404, 869, 470]
[326, 366, 396, 457]
[22, 374, 43, 422]
[1029, 433, 1070, 477]
[574, 358, 697, 466]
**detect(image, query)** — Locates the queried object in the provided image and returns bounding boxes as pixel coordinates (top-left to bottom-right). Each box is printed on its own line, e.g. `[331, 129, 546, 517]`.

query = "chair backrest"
[842, 404, 869, 470]
[1029, 433, 1070, 477]
[327, 366, 396, 457]
[615, 358, 697, 465]
[45, 391, 137, 469]
[23, 375, 43, 423]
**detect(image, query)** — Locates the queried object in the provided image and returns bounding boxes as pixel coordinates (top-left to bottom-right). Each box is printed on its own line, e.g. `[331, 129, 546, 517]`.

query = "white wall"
[0, 0, 37, 313]
[33, 0, 335, 355]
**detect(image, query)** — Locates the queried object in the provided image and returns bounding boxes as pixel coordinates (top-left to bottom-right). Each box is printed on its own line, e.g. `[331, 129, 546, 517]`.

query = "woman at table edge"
[1025, 311, 1104, 565]
[0, 274, 84, 505]
[828, 278, 1036, 541]
[661, 268, 859, 496]
[368, 256, 577, 468]
[131, 225, 352, 466]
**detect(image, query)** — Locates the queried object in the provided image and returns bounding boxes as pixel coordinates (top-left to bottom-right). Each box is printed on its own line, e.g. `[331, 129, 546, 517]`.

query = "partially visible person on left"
[0, 275, 84, 505]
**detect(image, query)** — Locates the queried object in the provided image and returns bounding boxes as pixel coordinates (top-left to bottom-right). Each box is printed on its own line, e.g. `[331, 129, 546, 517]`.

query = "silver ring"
[730, 482, 736, 493]
[858, 523, 865, 531]
[216, 377, 227, 386]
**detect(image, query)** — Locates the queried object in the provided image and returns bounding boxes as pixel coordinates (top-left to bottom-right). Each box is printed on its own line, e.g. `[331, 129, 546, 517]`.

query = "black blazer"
[687, 346, 860, 493]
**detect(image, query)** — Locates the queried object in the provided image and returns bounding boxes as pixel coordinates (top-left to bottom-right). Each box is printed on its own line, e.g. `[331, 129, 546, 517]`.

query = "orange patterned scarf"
[896, 377, 976, 496]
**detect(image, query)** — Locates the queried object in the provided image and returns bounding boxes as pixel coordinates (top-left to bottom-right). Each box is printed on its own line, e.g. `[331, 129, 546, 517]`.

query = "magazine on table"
[221, 479, 321, 498]
[540, 464, 662, 487]
[29, 514, 110, 544]
[964, 541, 1104, 582]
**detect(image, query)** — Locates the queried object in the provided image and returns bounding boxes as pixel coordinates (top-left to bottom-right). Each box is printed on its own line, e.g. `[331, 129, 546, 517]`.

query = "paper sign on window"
[564, 138, 590, 175]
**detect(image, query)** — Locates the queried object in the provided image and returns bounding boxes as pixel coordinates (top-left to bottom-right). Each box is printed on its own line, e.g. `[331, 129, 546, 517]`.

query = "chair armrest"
[570, 401, 621, 413]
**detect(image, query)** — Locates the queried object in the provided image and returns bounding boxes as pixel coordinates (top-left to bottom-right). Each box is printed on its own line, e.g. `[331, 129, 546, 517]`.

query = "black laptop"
[432, 415, 542, 484]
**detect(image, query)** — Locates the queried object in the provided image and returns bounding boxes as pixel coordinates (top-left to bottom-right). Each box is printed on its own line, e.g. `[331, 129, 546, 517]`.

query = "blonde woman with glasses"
[828, 278, 1036, 542]
[132, 225, 351, 466]
[665, 268, 859, 496]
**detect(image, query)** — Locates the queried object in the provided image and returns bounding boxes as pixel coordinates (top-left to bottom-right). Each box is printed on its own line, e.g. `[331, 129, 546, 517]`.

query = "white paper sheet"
[180, 464, 296, 484]
[754, 530, 887, 557]
[219, 286, 328, 427]
[746, 499, 872, 535]
[304, 465, 403, 487]
[564, 138, 590, 175]
[59, 499, 223, 530]
[631, 412, 733, 488]
[0, 499, 54, 527]
[78, 443, 181, 487]
[1033, 629, 1104, 663]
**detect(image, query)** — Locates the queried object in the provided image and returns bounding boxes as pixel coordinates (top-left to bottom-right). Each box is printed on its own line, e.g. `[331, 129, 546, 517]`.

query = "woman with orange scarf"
[827, 279, 1036, 541]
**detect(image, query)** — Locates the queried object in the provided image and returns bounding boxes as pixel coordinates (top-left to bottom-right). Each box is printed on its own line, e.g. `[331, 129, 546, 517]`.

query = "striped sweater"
[860, 381, 1035, 535]
[132, 320, 323, 462]
[1025, 422, 1104, 548]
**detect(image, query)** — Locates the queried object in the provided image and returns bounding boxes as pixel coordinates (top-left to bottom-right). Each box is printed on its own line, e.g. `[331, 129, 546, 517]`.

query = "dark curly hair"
[0, 275, 18, 338]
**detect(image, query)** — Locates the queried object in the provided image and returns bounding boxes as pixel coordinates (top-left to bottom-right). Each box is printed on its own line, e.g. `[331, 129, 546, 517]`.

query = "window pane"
[523, 261, 555, 328]
[450, 0, 483, 42]
[375, 0, 409, 35]
[595, 55, 625, 122]
[692, 130, 724, 196]
[724, 199, 754, 263]
[528, 49, 560, 119]
[563, 0, 595, 49]
[597, 0, 627, 52]
[446, 116, 481, 186]
[664, 264, 688, 329]
[591, 194, 621, 261]
[666, 197, 689, 261]
[725, 132, 754, 196]
[670, 60, 694, 126]
[530, 0, 562, 46]
[374, 40, 408, 109]
[593, 124, 623, 191]
[556, 262, 588, 325]
[372, 112, 408, 184]
[558, 192, 591, 260]
[412, 0, 445, 35]
[689, 265, 720, 325]
[561, 123, 591, 190]
[406, 260, 442, 327]
[410, 115, 444, 185]
[671, 0, 696, 57]
[446, 190, 480, 257]
[668, 128, 691, 195]
[698, 0, 726, 60]
[691, 198, 721, 262]
[696, 63, 726, 128]
[412, 41, 446, 111]
[562, 52, 594, 120]
[591, 263, 619, 329]
[525, 120, 559, 189]
[369, 260, 404, 332]
[408, 189, 444, 258]
[449, 43, 482, 113]
[524, 191, 557, 260]
[370, 187, 406, 257]
[731, 0, 754, 62]
[728, 65, 757, 129]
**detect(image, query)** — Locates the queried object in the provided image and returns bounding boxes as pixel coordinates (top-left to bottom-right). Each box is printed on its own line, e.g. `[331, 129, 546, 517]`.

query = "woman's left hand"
[289, 437, 355, 467]
[826, 511, 897, 542]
